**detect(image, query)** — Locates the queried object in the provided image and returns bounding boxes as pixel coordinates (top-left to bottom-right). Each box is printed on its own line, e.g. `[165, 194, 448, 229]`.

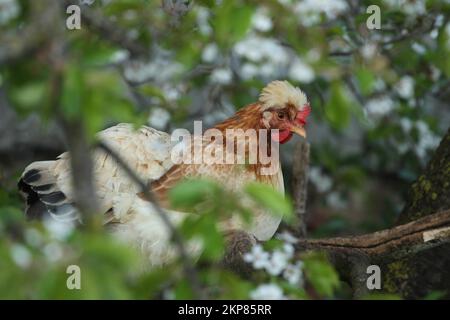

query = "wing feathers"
[19, 124, 176, 223]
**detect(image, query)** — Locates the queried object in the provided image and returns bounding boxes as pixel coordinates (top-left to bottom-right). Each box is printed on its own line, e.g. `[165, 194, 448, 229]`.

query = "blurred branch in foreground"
[96, 141, 204, 299]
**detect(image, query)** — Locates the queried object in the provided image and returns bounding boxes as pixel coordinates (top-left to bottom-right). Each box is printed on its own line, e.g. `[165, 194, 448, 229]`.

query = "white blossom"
[400, 117, 413, 132]
[360, 43, 377, 60]
[24, 228, 43, 247]
[385, 0, 426, 16]
[111, 50, 130, 64]
[395, 76, 415, 99]
[148, 107, 171, 130]
[430, 65, 441, 81]
[294, 0, 348, 27]
[276, 231, 298, 244]
[277, 0, 292, 6]
[124, 59, 183, 83]
[414, 120, 441, 160]
[404, 0, 426, 15]
[241, 63, 259, 80]
[365, 96, 395, 118]
[374, 78, 386, 91]
[196, 7, 212, 36]
[243, 244, 270, 270]
[202, 43, 219, 63]
[79, 0, 95, 5]
[283, 262, 304, 285]
[309, 167, 332, 193]
[10, 244, 32, 269]
[265, 249, 290, 276]
[282, 243, 294, 259]
[251, 8, 273, 32]
[250, 283, 285, 300]
[162, 289, 175, 300]
[327, 191, 346, 210]
[397, 142, 410, 155]
[411, 42, 426, 55]
[260, 64, 277, 78]
[43, 218, 75, 241]
[288, 58, 315, 83]
[435, 14, 445, 28]
[43, 242, 64, 263]
[430, 29, 439, 39]
[210, 67, 232, 84]
[0, 0, 20, 25]
[164, 86, 181, 101]
[233, 35, 294, 80]
[234, 35, 288, 64]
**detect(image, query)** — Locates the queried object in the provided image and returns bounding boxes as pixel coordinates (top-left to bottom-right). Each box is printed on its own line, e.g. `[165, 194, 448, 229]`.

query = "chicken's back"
[18, 123, 175, 223]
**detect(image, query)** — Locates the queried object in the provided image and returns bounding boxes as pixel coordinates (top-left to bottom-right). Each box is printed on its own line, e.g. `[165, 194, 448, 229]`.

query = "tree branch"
[63, 0, 148, 57]
[46, 3, 101, 222]
[295, 209, 450, 263]
[291, 139, 310, 237]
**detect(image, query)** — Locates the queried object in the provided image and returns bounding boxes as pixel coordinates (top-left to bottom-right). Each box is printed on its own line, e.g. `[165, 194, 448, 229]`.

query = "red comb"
[296, 104, 311, 125]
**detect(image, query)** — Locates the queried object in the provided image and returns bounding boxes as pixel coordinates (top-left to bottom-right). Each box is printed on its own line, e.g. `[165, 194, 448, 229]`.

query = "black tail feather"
[18, 166, 77, 221]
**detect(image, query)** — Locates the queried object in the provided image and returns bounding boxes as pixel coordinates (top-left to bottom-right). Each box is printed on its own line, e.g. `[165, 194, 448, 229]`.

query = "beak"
[290, 125, 306, 138]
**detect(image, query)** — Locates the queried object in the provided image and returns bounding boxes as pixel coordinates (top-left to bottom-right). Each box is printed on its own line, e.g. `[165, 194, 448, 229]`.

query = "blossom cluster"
[0, 0, 19, 26]
[244, 232, 304, 300]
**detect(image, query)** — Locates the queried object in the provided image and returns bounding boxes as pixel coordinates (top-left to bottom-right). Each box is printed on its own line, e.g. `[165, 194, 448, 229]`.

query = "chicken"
[18, 80, 311, 266]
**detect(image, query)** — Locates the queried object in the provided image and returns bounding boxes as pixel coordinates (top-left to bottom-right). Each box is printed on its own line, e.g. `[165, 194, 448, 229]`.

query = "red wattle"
[272, 130, 293, 144]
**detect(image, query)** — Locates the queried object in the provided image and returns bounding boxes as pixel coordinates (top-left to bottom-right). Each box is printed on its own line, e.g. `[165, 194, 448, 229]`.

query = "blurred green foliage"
[0, 0, 449, 300]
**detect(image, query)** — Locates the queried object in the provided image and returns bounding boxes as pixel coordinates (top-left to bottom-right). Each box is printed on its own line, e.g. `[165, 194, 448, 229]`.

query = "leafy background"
[0, 0, 449, 299]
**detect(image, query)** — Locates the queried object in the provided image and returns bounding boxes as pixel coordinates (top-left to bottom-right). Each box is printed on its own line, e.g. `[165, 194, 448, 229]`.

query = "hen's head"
[258, 80, 311, 144]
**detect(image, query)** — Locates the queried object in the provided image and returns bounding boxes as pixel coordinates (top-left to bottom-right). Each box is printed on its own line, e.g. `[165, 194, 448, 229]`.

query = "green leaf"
[169, 179, 219, 209]
[61, 63, 84, 119]
[179, 214, 225, 261]
[9, 82, 47, 112]
[303, 252, 340, 297]
[424, 290, 447, 300]
[355, 68, 375, 96]
[245, 182, 293, 220]
[213, 1, 253, 48]
[324, 82, 351, 130]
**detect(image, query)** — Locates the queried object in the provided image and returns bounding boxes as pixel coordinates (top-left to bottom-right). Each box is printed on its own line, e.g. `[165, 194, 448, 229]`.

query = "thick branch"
[295, 209, 450, 263]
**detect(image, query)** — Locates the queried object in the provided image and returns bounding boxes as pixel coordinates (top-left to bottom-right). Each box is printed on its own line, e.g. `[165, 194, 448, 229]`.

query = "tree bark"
[292, 140, 310, 238]
[382, 128, 450, 298]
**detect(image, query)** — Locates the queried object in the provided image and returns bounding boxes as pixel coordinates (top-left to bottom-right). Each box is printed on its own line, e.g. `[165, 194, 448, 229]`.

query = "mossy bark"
[383, 128, 450, 298]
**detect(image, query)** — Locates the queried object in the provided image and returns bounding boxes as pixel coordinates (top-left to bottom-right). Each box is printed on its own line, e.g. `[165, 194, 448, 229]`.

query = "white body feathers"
[20, 123, 284, 266]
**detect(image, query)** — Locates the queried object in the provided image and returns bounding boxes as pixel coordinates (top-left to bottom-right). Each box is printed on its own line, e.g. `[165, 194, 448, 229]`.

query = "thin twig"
[96, 141, 204, 299]
[63, 0, 148, 57]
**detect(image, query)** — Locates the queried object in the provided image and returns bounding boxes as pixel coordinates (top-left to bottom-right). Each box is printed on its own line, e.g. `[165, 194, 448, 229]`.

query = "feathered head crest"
[259, 80, 309, 111]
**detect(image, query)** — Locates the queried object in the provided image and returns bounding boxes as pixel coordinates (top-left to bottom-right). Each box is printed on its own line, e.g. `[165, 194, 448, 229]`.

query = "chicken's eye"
[277, 111, 286, 120]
